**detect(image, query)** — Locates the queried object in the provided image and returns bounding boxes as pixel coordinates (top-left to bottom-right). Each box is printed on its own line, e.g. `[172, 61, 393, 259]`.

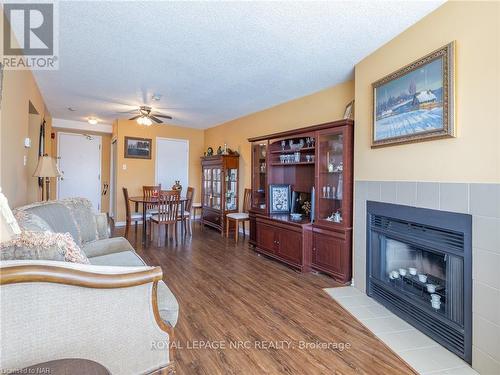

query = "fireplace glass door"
[370, 232, 465, 325]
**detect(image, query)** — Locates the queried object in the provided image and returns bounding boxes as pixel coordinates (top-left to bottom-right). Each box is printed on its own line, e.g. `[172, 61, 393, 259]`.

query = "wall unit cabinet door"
[276, 229, 302, 265]
[249, 213, 257, 246]
[256, 222, 277, 254]
[312, 231, 343, 275]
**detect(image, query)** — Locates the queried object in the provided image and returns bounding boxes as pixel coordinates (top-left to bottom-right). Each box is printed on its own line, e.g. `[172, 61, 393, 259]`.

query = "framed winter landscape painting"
[372, 42, 455, 147]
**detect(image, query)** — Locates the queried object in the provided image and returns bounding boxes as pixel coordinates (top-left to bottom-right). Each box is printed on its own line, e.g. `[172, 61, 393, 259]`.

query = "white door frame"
[109, 137, 117, 218]
[155, 137, 189, 188]
[57, 132, 102, 210]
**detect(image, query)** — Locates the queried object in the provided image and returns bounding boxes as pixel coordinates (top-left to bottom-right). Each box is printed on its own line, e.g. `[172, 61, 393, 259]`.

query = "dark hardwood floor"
[115, 223, 416, 375]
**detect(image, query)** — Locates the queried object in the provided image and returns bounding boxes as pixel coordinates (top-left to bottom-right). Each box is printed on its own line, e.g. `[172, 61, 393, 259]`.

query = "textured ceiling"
[32, 1, 444, 129]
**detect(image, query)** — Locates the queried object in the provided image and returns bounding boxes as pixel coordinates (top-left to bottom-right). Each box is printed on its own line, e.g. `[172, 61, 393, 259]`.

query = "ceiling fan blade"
[117, 109, 138, 114]
[128, 115, 141, 120]
[149, 115, 163, 123]
[153, 114, 173, 120]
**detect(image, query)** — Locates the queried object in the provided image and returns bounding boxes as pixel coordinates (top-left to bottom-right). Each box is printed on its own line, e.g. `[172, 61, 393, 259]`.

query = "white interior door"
[57, 133, 101, 212]
[156, 138, 189, 193]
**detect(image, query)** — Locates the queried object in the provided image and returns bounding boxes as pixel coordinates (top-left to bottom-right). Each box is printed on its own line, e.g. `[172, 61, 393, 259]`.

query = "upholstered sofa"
[0, 198, 178, 375]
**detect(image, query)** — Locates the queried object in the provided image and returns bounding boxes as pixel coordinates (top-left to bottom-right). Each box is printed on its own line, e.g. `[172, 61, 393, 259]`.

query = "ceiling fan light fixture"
[137, 116, 152, 126]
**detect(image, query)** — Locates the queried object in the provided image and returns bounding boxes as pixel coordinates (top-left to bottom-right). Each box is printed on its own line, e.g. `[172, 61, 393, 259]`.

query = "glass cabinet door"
[317, 129, 345, 225]
[203, 167, 212, 207]
[212, 168, 221, 210]
[225, 168, 238, 211]
[251, 141, 267, 211]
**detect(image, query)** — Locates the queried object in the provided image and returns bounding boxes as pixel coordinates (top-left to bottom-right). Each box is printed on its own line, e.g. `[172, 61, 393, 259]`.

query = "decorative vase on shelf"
[336, 174, 343, 200]
[172, 180, 182, 191]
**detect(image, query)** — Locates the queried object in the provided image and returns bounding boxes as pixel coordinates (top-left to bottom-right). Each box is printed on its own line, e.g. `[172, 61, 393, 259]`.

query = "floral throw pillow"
[0, 231, 90, 264]
[13, 210, 52, 232]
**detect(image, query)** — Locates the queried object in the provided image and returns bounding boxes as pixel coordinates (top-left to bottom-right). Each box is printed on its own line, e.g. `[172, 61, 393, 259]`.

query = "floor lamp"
[33, 155, 61, 201]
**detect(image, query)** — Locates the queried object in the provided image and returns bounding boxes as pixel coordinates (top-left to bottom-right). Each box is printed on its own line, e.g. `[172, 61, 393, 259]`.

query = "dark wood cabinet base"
[201, 207, 224, 233]
[250, 212, 351, 283]
[251, 213, 312, 273]
[311, 225, 352, 283]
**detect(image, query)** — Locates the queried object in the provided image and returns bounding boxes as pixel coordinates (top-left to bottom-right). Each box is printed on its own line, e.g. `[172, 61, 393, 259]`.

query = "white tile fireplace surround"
[352, 181, 500, 375]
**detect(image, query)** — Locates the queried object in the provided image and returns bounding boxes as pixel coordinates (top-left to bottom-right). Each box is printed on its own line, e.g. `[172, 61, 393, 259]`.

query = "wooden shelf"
[270, 147, 315, 154]
[320, 171, 343, 175]
[270, 161, 315, 166]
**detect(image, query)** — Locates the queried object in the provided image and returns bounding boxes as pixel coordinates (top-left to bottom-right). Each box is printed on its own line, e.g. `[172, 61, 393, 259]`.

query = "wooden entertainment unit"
[248, 119, 353, 283]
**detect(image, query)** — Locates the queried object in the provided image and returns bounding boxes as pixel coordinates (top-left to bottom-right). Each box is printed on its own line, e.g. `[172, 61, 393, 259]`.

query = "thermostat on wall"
[24, 138, 32, 148]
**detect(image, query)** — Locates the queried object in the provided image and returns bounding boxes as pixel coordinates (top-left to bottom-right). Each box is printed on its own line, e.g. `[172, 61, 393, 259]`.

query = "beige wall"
[351, 2, 500, 373]
[354, 1, 500, 183]
[26, 113, 42, 203]
[204, 80, 354, 210]
[0, 68, 53, 208]
[51, 128, 111, 213]
[114, 120, 204, 222]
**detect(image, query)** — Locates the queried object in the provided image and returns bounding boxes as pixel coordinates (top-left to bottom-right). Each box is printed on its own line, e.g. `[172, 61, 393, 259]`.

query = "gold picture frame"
[372, 42, 455, 148]
[343, 100, 354, 120]
[124, 136, 152, 159]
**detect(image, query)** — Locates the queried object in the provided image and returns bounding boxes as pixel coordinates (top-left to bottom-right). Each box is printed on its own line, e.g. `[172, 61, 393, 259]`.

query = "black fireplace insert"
[366, 201, 472, 363]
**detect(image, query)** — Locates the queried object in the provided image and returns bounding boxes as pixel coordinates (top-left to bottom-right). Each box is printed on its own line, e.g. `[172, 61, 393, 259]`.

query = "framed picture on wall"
[124, 136, 152, 159]
[372, 41, 455, 148]
[343, 100, 354, 120]
[269, 184, 291, 214]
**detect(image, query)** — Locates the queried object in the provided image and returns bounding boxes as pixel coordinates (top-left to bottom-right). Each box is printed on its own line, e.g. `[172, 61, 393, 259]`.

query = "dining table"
[128, 195, 188, 244]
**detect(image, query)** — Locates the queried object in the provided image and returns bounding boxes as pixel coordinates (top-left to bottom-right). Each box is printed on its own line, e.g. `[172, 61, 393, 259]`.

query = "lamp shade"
[33, 156, 61, 178]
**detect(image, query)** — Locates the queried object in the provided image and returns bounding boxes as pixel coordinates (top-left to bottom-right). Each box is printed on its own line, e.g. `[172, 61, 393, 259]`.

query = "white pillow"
[0, 188, 21, 243]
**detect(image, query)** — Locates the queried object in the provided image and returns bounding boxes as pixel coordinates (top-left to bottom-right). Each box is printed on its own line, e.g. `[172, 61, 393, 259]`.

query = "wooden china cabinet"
[201, 154, 240, 234]
[248, 119, 354, 283]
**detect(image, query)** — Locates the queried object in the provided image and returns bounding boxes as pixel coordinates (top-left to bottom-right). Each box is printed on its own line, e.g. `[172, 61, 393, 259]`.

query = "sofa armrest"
[0, 261, 174, 375]
[95, 213, 110, 239]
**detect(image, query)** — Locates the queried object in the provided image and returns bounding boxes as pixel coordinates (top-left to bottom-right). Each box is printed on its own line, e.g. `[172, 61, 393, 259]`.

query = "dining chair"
[177, 187, 194, 236]
[122, 187, 151, 238]
[143, 184, 161, 215]
[150, 190, 181, 246]
[226, 188, 252, 241]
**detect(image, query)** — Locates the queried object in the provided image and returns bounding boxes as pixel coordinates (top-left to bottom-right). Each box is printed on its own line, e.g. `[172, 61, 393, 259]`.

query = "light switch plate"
[122, 164, 127, 170]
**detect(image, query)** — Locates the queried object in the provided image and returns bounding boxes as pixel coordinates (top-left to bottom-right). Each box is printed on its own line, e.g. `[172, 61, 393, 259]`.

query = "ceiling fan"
[127, 106, 173, 126]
